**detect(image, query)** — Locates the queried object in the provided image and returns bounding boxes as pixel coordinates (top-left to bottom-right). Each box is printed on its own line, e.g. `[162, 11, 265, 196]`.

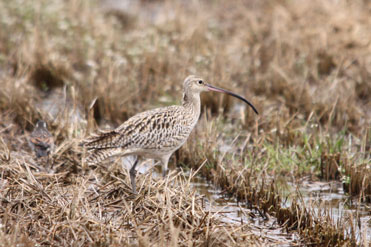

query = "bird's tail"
[84, 148, 122, 165]
[81, 130, 120, 149]
[81, 130, 122, 164]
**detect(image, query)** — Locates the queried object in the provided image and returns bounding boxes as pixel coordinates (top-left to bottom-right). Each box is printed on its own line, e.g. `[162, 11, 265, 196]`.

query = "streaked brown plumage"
[82, 75, 258, 193]
[29, 120, 54, 158]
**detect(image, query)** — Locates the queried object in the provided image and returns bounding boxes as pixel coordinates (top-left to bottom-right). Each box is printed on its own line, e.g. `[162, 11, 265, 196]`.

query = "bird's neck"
[182, 91, 201, 120]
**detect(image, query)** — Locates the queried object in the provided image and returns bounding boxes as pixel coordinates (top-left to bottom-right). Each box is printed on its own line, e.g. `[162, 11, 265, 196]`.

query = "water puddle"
[121, 157, 300, 245]
[218, 140, 370, 245]
[122, 157, 370, 245]
[282, 178, 371, 244]
[190, 176, 300, 245]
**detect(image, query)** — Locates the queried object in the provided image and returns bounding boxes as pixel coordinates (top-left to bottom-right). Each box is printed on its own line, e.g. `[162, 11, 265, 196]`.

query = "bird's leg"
[161, 154, 171, 178]
[130, 157, 139, 194]
[162, 163, 168, 177]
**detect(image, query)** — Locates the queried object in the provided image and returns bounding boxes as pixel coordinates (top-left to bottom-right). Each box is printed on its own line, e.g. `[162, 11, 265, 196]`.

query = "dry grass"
[0, 117, 295, 246]
[0, 0, 370, 246]
[0, 154, 270, 246]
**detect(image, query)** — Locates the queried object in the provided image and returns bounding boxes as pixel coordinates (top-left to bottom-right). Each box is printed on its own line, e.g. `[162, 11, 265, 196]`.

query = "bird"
[29, 120, 54, 158]
[82, 75, 258, 194]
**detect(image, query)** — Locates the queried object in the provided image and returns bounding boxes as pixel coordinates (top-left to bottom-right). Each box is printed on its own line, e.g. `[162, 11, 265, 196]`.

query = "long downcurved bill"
[206, 84, 259, 115]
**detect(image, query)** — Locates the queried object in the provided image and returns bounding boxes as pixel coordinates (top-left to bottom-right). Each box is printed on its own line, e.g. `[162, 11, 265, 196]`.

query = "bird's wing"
[81, 108, 163, 150]
[115, 106, 192, 150]
[83, 105, 192, 151]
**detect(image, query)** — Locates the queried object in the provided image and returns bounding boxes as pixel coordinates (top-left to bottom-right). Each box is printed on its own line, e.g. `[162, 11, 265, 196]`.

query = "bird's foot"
[130, 167, 137, 195]
[162, 169, 168, 178]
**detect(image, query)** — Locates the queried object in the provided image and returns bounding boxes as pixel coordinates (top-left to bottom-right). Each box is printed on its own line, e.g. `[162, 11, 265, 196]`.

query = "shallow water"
[122, 156, 370, 245]
[189, 173, 369, 245]
[282, 178, 371, 244]
[190, 176, 301, 245]
[122, 157, 300, 245]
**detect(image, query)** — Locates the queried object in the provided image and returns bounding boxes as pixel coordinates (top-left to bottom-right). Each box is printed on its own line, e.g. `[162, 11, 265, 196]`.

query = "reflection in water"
[121, 157, 300, 245]
[191, 175, 300, 245]
[278, 177, 370, 244]
[121, 156, 370, 244]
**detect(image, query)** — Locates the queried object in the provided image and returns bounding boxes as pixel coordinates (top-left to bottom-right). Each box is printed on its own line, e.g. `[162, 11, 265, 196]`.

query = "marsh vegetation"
[0, 0, 370, 246]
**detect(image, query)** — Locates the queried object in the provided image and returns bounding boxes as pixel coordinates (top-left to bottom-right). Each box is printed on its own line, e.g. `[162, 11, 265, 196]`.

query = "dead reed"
[0, 0, 370, 246]
[178, 116, 362, 246]
[0, 133, 294, 246]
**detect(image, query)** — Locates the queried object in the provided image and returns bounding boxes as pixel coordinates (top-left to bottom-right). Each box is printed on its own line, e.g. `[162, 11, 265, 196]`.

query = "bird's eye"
[198, 80, 203, 84]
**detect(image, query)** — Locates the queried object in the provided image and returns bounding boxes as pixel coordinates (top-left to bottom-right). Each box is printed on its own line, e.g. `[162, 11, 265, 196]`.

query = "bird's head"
[183, 75, 209, 94]
[35, 120, 47, 129]
[183, 75, 259, 115]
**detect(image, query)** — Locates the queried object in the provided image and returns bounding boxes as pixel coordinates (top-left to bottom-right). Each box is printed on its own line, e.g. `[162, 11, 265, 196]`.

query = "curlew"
[82, 75, 258, 193]
[29, 120, 54, 158]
